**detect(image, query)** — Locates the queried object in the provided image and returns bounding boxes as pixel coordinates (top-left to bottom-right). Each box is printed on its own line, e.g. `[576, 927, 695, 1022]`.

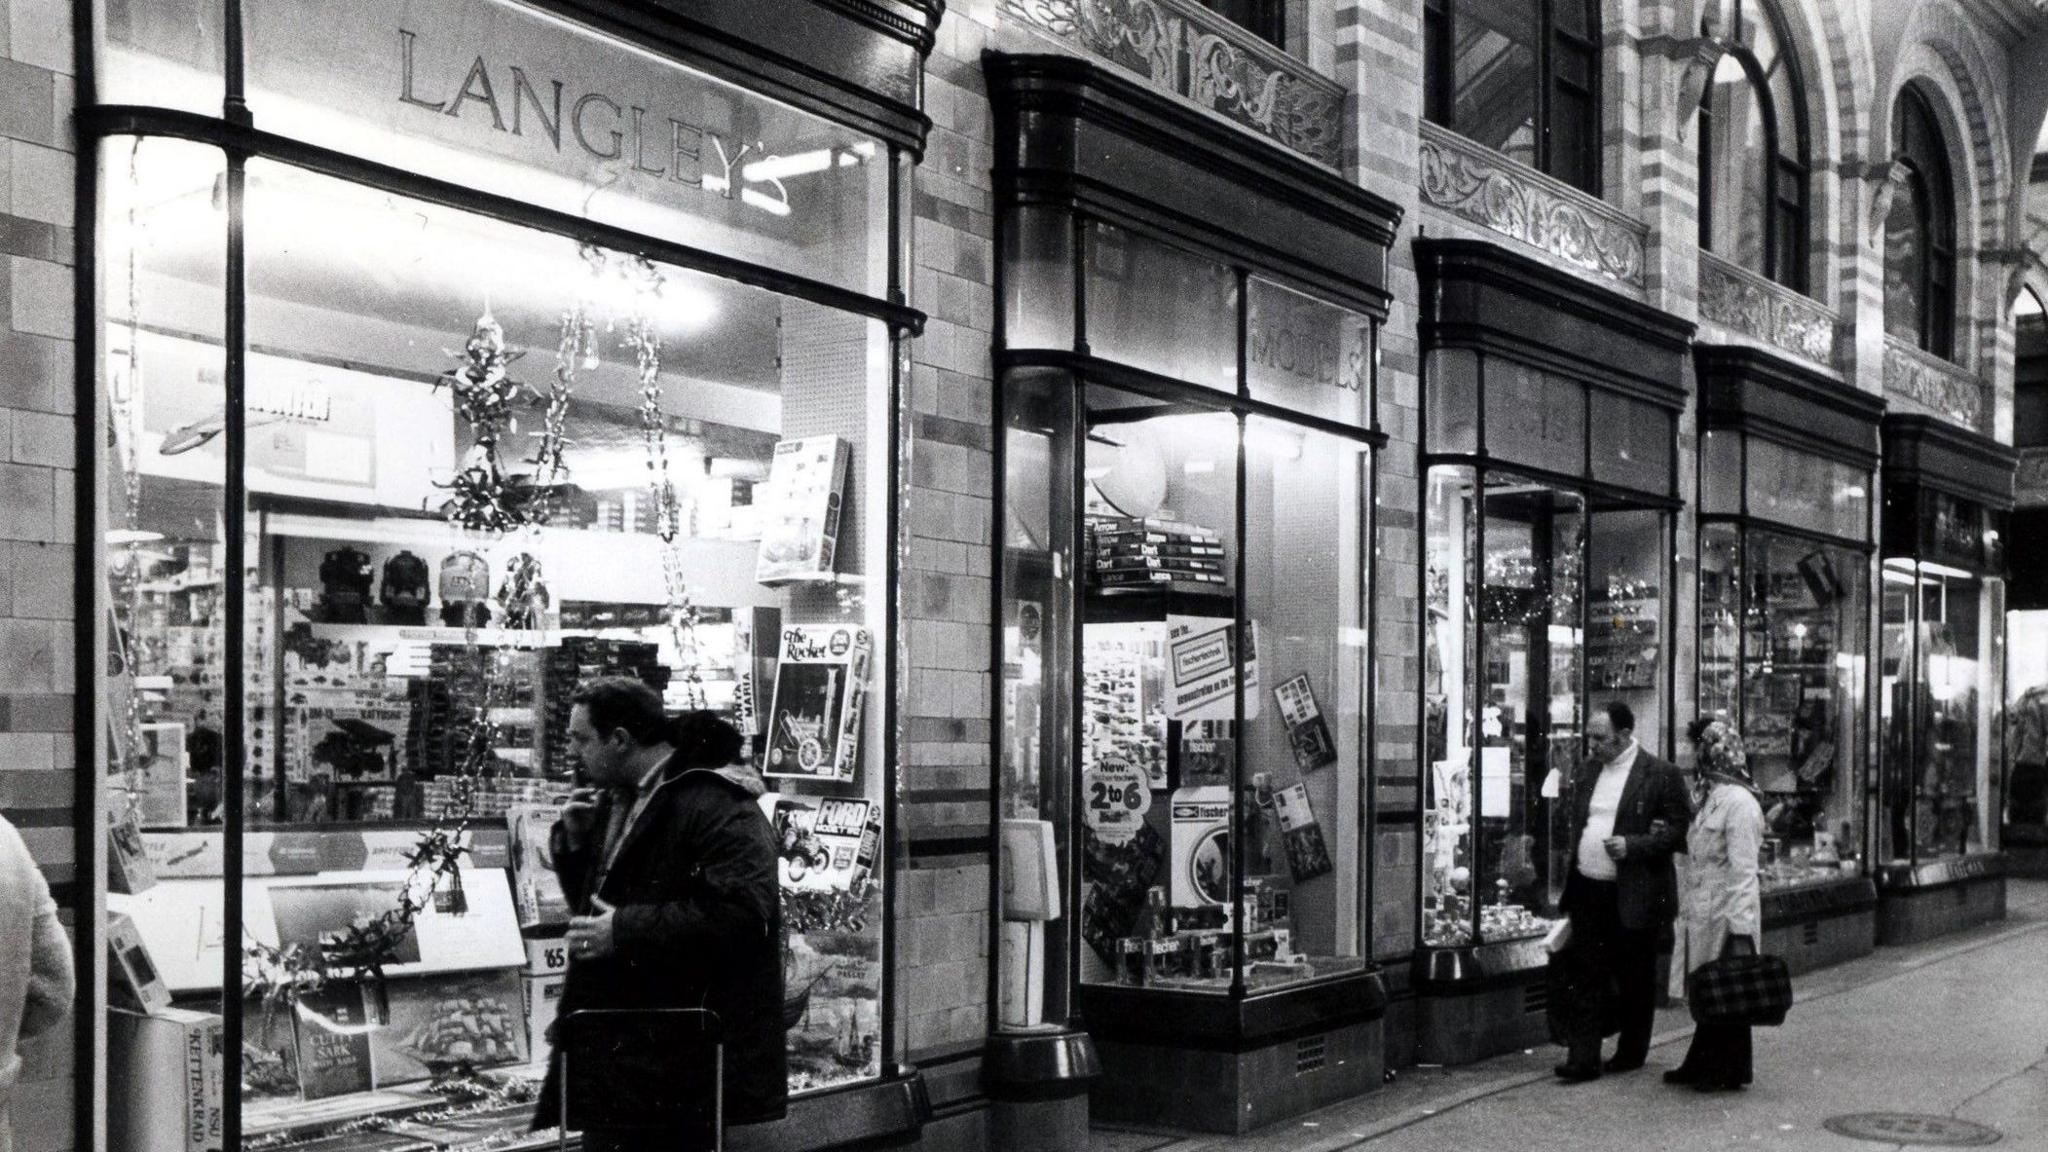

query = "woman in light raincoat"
[1666, 720, 1763, 1092]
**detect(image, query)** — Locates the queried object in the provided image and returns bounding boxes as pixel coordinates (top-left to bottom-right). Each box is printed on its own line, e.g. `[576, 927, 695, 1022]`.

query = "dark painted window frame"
[1696, 0, 1811, 295]
[1423, 0, 1604, 195]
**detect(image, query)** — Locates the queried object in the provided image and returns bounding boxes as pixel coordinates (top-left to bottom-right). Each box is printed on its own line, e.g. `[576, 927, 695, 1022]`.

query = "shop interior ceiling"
[128, 162, 785, 410]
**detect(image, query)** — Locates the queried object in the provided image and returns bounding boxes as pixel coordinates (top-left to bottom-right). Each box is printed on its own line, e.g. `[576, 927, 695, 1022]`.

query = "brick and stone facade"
[10, 1, 2048, 1150]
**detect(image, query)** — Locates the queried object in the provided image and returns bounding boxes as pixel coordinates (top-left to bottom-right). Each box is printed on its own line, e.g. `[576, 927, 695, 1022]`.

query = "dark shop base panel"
[1411, 972, 1551, 1067]
[1877, 873, 2006, 947]
[1088, 1018, 1384, 1135]
[1763, 909, 1876, 977]
[2004, 843, 2048, 879]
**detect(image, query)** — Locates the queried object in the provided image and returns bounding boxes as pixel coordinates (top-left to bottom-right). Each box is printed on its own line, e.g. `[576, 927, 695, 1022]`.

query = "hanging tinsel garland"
[612, 254, 707, 709]
[108, 139, 152, 823]
[435, 313, 534, 533]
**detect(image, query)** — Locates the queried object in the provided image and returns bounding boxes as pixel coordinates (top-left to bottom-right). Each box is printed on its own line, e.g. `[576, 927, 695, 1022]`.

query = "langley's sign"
[396, 29, 829, 218]
[244, 0, 886, 293]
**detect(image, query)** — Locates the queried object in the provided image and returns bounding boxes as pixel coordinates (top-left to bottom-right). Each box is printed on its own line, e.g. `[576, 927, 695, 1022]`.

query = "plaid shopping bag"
[1688, 954, 1793, 1026]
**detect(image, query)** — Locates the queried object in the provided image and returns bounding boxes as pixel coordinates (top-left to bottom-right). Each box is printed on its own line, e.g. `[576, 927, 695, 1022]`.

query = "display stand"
[1760, 874, 1878, 975]
[1875, 855, 2007, 946]
[1079, 972, 1388, 1135]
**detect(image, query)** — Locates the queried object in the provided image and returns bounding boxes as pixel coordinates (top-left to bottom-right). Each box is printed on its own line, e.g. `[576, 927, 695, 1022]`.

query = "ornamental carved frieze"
[2018, 448, 2048, 508]
[1696, 253, 1836, 369]
[1417, 124, 1646, 290]
[1882, 338, 1988, 433]
[1001, 0, 1343, 166]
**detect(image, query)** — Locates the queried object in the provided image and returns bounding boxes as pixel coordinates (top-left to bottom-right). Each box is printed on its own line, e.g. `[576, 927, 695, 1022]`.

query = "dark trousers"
[1563, 874, 1659, 1067]
[1678, 1018, 1753, 1086]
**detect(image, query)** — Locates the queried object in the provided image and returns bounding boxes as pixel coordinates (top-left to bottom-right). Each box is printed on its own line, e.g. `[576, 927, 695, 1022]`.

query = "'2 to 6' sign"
[1082, 760, 1151, 844]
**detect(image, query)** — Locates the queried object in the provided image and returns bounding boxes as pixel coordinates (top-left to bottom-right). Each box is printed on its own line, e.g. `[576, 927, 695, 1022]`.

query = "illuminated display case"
[989, 55, 1400, 1135]
[1414, 240, 1689, 1065]
[92, 2, 939, 1150]
[1874, 415, 2018, 945]
[1694, 348, 1882, 974]
[2004, 503, 2048, 875]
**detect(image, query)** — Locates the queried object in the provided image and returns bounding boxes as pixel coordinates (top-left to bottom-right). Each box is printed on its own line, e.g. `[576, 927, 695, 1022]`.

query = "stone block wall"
[0, 3, 80, 1151]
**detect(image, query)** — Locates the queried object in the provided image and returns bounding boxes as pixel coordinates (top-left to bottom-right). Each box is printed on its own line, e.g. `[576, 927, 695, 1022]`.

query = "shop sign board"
[1247, 278, 1370, 425]
[244, 0, 887, 295]
[1164, 615, 1260, 722]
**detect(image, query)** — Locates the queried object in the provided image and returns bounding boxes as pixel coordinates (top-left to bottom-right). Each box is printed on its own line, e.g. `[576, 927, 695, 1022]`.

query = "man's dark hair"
[572, 676, 670, 746]
[1604, 701, 1636, 734]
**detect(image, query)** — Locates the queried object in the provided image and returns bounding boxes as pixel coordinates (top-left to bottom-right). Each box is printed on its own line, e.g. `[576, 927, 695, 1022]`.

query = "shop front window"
[96, 1, 912, 1144]
[1420, 339, 1676, 951]
[998, 213, 1384, 1011]
[1703, 531, 1871, 885]
[1423, 467, 1671, 946]
[1882, 561, 2001, 863]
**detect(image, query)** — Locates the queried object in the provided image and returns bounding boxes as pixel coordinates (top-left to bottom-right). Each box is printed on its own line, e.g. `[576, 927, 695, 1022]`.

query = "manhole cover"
[1822, 1114, 2001, 1146]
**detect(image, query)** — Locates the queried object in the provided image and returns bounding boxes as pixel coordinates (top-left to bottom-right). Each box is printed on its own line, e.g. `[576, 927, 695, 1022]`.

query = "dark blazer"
[1559, 745, 1693, 931]
[534, 760, 787, 1131]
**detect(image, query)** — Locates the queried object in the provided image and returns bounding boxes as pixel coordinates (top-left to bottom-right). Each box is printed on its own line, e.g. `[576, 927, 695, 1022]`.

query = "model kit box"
[505, 803, 568, 929]
[107, 911, 172, 1015]
[763, 794, 881, 895]
[756, 435, 851, 584]
[108, 1006, 224, 1152]
[366, 972, 528, 1084]
[764, 625, 871, 783]
[523, 970, 567, 1054]
[1169, 786, 1232, 907]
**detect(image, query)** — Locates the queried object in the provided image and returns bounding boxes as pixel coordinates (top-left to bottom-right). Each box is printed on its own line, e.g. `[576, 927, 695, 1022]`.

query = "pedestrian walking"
[1555, 701, 1692, 1082]
[533, 678, 786, 1149]
[0, 813, 71, 1152]
[1665, 719, 1765, 1092]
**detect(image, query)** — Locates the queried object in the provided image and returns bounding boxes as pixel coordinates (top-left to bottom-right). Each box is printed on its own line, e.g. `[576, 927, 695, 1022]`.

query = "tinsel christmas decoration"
[435, 312, 535, 533]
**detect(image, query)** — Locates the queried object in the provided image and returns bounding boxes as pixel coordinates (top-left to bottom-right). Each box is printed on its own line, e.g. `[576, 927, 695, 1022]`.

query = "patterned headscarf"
[1693, 719, 1754, 787]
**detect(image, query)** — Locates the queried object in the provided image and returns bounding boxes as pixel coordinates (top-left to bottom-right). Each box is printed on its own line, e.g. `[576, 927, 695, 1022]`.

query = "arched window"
[2017, 287, 2048, 448]
[1886, 86, 1957, 359]
[1696, 0, 1808, 292]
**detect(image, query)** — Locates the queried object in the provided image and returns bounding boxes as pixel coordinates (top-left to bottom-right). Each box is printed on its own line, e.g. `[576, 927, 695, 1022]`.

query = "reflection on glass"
[1700, 53, 1769, 275]
[999, 368, 1074, 1029]
[1699, 523, 1742, 726]
[99, 134, 230, 1111]
[2005, 610, 2048, 835]
[1745, 439, 1869, 542]
[1587, 507, 1666, 754]
[1246, 279, 1370, 426]
[1074, 395, 1372, 993]
[101, 0, 224, 114]
[1242, 417, 1370, 972]
[1423, 466, 1479, 947]
[1883, 561, 1995, 863]
[1005, 207, 1076, 352]
[1589, 393, 1671, 496]
[1426, 349, 1479, 455]
[1452, 5, 1539, 166]
[1083, 224, 1238, 393]
[1423, 466, 1589, 946]
[1700, 430, 1742, 515]
[1477, 476, 1583, 941]
[1740, 535, 1870, 886]
[245, 0, 892, 298]
[1483, 363, 1584, 477]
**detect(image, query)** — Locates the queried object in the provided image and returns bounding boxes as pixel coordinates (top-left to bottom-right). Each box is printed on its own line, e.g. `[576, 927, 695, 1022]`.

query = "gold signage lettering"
[573, 91, 624, 160]
[629, 106, 665, 178]
[510, 66, 563, 148]
[669, 118, 704, 186]
[705, 134, 751, 198]
[444, 55, 507, 131]
[397, 30, 446, 112]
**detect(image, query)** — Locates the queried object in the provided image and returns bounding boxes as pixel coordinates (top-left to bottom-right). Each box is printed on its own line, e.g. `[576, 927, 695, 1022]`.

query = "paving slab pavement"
[1091, 882, 2048, 1151]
